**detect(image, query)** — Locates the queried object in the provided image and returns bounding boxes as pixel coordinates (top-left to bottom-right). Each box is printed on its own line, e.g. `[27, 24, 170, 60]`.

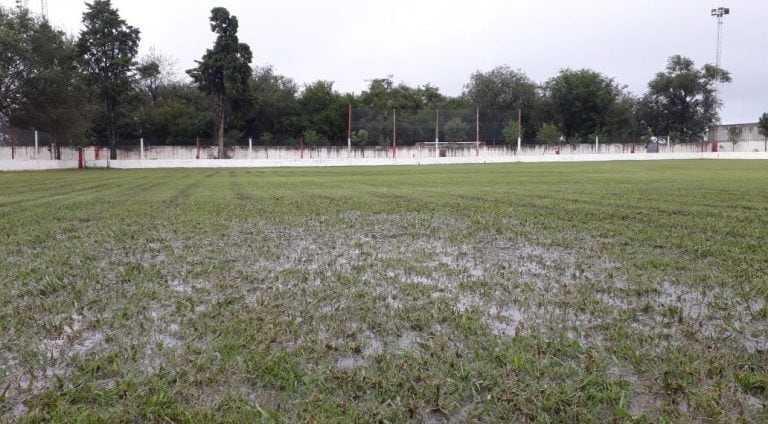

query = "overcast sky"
[4, 0, 767, 123]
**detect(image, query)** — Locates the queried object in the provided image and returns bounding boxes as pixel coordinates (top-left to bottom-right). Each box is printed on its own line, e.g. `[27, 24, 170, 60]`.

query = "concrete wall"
[3, 143, 768, 171]
[709, 123, 766, 145]
[5, 142, 765, 164]
[0, 160, 80, 171]
[0, 146, 79, 161]
[74, 141, 763, 162]
[87, 152, 768, 170]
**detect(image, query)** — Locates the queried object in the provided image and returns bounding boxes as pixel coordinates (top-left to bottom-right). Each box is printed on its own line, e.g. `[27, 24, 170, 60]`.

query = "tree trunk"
[107, 100, 117, 160]
[217, 93, 225, 159]
[53, 131, 61, 160]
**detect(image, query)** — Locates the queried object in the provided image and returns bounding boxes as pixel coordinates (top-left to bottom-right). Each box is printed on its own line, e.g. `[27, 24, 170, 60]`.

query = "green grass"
[1, 161, 766, 422]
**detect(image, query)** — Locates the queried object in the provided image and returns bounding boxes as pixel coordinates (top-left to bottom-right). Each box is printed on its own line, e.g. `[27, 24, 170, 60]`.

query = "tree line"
[2, 1, 759, 160]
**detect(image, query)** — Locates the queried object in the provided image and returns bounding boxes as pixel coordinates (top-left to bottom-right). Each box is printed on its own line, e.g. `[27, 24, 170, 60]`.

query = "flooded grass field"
[1, 161, 766, 422]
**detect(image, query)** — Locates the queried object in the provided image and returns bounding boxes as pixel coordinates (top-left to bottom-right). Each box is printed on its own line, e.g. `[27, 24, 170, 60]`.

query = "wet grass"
[1, 161, 766, 422]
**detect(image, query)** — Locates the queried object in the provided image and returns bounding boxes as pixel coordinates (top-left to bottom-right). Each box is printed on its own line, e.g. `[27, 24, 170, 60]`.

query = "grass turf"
[0, 160, 766, 422]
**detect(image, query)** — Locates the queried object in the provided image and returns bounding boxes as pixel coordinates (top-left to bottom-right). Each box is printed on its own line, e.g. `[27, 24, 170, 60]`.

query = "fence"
[3, 114, 768, 164]
[0, 128, 80, 160]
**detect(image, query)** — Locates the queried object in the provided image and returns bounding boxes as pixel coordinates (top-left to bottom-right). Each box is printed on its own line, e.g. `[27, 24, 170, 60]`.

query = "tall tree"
[640, 55, 730, 142]
[77, 0, 140, 159]
[13, 19, 92, 147]
[187, 7, 252, 158]
[1, 6, 92, 152]
[0, 6, 36, 124]
[545, 69, 621, 143]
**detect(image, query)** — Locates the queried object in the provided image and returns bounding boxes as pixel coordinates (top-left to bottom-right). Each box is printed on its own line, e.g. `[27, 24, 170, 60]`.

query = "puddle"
[456, 294, 525, 337]
[1, 402, 29, 420]
[168, 278, 192, 293]
[362, 331, 383, 357]
[335, 355, 364, 370]
[396, 331, 421, 352]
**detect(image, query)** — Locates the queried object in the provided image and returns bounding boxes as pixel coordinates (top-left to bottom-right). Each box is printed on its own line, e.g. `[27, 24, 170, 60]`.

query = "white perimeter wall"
[86, 152, 768, 170]
[2, 143, 768, 171]
[78, 141, 768, 161]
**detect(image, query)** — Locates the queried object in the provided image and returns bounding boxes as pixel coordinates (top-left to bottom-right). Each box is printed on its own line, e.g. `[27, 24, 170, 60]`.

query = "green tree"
[298, 80, 344, 143]
[640, 55, 730, 142]
[359, 76, 430, 110]
[259, 131, 273, 144]
[351, 129, 368, 147]
[141, 83, 213, 144]
[545, 68, 621, 143]
[12, 19, 93, 148]
[136, 48, 177, 105]
[0, 6, 37, 124]
[247, 65, 299, 141]
[758, 113, 768, 152]
[1, 7, 91, 148]
[302, 129, 321, 147]
[187, 7, 252, 158]
[537, 123, 560, 146]
[136, 61, 159, 103]
[444, 116, 469, 141]
[502, 119, 521, 145]
[77, 0, 140, 159]
[604, 93, 645, 143]
[727, 126, 742, 151]
[463, 66, 539, 142]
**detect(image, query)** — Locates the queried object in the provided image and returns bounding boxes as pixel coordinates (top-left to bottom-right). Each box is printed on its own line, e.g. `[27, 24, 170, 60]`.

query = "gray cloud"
[5, 0, 766, 122]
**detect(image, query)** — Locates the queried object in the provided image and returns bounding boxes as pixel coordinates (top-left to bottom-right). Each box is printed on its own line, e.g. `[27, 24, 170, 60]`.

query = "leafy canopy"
[640, 55, 730, 141]
[187, 7, 252, 100]
[758, 113, 768, 140]
[546, 69, 621, 143]
[77, 0, 140, 97]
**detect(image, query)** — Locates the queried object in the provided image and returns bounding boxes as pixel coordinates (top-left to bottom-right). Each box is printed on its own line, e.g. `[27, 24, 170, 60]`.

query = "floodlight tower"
[711, 7, 730, 69]
[40, 0, 48, 20]
[709, 7, 730, 151]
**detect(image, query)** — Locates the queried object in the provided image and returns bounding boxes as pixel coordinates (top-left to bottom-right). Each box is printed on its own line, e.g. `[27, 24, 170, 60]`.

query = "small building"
[708, 122, 762, 143]
[708, 122, 767, 152]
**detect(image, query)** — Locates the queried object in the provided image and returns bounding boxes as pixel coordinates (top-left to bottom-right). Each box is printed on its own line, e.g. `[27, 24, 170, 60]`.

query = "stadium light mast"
[41, 0, 48, 20]
[711, 6, 729, 69]
[709, 6, 729, 152]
